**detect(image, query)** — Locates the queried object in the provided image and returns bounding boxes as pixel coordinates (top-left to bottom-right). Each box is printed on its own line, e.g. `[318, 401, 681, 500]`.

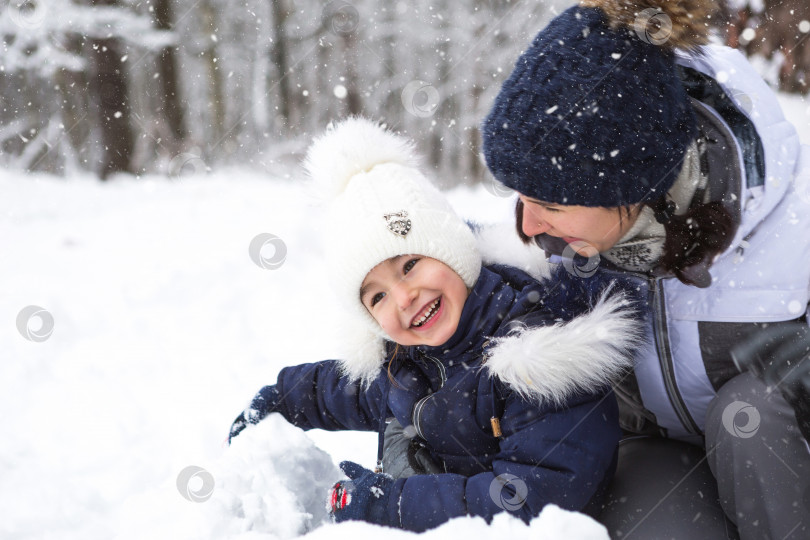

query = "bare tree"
[270, 0, 294, 128]
[88, 0, 135, 179]
[200, 0, 226, 151]
[1, 0, 575, 181]
[154, 0, 187, 145]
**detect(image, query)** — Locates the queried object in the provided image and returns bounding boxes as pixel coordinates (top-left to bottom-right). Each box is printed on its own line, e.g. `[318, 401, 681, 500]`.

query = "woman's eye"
[403, 258, 419, 274]
[370, 292, 385, 307]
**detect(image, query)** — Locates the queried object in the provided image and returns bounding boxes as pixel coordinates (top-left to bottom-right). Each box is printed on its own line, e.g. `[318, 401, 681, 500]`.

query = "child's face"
[360, 255, 469, 347]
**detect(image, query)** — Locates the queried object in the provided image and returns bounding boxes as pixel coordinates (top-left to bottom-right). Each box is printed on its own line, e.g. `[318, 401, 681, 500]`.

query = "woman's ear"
[624, 203, 643, 224]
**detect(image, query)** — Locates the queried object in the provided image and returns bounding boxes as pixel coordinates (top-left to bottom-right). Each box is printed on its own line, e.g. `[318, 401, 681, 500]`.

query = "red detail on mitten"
[329, 482, 349, 512]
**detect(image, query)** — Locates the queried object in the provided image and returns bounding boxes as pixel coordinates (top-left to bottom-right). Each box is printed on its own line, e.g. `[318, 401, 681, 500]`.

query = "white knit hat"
[304, 118, 481, 383]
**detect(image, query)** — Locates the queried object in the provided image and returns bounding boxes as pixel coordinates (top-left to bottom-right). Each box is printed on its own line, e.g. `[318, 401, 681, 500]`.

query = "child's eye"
[370, 292, 385, 307]
[403, 258, 419, 274]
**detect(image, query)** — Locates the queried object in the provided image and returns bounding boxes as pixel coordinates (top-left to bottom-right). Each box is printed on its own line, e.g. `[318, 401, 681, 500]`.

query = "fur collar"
[483, 284, 642, 407]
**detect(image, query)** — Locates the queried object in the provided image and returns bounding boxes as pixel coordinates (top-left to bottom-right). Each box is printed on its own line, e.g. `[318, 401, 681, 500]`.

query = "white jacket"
[626, 45, 810, 442]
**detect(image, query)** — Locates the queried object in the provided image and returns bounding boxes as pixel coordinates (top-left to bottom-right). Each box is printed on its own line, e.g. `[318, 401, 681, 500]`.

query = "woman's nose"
[522, 208, 552, 237]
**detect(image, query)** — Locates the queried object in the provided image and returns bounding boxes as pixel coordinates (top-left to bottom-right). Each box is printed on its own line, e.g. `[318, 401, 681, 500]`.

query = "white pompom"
[303, 117, 423, 201]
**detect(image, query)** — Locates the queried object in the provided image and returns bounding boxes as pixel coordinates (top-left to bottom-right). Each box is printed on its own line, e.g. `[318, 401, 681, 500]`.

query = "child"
[227, 118, 645, 532]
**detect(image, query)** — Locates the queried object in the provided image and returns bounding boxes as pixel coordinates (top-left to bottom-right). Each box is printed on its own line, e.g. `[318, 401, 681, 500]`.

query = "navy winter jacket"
[266, 264, 644, 531]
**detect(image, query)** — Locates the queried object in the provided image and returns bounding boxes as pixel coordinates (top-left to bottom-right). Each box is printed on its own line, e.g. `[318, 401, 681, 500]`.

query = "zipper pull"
[490, 416, 503, 437]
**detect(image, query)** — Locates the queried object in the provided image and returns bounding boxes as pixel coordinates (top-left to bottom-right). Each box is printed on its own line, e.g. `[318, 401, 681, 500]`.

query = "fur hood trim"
[485, 284, 643, 407]
[335, 318, 388, 388]
[580, 0, 716, 52]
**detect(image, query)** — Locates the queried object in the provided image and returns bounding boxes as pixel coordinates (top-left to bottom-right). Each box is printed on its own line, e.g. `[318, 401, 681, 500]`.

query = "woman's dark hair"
[648, 198, 734, 287]
[515, 198, 532, 244]
[514, 197, 734, 287]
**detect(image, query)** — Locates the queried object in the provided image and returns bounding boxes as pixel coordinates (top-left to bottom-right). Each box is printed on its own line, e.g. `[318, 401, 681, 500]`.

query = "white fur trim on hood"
[334, 317, 389, 388]
[484, 285, 643, 407]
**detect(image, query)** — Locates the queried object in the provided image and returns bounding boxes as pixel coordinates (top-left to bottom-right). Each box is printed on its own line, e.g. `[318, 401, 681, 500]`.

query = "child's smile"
[361, 256, 470, 347]
[411, 298, 441, 329]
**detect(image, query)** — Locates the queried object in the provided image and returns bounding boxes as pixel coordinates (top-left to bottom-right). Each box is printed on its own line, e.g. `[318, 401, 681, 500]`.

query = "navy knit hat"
[482, 1, 715, 207]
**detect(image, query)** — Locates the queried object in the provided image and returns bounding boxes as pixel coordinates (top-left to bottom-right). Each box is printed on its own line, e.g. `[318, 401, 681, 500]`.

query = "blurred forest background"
[1, 0, 808, 185]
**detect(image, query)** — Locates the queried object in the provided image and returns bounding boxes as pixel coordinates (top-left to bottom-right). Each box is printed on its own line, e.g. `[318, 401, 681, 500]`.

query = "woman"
[481, 1, 810, 539]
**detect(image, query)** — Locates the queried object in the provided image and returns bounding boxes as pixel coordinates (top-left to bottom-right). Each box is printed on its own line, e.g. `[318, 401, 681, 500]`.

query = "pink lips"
[411, 297, 443, 331]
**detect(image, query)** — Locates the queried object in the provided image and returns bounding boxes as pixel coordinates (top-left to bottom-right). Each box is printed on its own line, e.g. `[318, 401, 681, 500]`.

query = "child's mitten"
[731, 323, 810, 442]
[328, 461, 394, 525]
[228, 385, 282, 444]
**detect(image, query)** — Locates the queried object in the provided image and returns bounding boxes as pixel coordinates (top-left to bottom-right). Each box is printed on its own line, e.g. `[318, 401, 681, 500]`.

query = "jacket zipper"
[422, 353, 447, 387]
[651, 276, 701, 435]
[412, 352, 447, 439]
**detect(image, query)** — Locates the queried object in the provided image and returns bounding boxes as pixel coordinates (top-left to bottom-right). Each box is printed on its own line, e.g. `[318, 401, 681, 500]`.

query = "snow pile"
[195, 415, 610, 540]
[204, 415, 341, 539]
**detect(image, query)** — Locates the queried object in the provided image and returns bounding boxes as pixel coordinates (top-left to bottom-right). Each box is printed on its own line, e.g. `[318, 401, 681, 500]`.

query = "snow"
[2, 92, 807, 539]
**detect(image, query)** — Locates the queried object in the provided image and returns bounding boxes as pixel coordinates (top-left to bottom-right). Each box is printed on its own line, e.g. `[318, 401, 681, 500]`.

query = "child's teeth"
[414, 299, 440, 327]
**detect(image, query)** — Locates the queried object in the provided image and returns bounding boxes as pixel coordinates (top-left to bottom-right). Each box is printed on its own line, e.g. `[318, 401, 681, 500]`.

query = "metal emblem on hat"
[384, 211, 411, 237]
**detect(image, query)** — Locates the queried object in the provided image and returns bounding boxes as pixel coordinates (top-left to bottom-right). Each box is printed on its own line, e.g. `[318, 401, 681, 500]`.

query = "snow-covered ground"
[2, 94, 808, 540]
[0, 168, 603, 539]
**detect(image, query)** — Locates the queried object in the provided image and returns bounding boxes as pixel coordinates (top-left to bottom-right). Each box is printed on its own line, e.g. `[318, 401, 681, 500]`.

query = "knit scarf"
[602, 141, 707, 272]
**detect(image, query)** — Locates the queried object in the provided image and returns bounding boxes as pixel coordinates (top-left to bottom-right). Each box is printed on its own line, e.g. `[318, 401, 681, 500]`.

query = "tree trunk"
[270, 0, 292, 129]
[342, 32, 363, 116]
[154, 0, 186, 143]
[89, 34, 135, 179]
[201, 0, 225, 149]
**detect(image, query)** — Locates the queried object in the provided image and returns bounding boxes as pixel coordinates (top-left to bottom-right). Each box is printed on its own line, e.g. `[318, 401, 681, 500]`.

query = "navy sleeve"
[385, 391, 621, 531]
[273, 359, 386, 432]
